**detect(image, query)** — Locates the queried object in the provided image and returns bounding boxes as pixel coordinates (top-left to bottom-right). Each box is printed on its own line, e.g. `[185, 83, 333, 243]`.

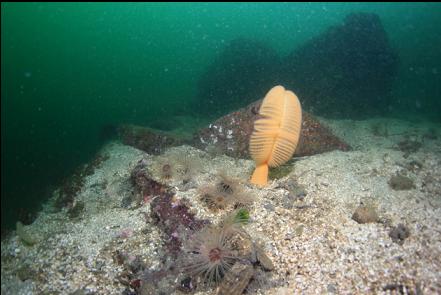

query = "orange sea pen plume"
[249, 85, 302, 186]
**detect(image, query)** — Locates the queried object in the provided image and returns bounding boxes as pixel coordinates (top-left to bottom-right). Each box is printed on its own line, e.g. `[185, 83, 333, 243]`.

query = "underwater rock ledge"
[117, 99, 351, 158]
[193, 12, 398, 119]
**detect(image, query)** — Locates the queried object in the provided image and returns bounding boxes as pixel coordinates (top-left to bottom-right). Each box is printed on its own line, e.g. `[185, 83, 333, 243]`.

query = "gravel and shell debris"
[2, 119, 441, 294]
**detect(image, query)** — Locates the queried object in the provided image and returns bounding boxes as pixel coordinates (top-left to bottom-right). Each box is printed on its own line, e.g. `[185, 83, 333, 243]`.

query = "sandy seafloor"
[2, 117, 441, 295]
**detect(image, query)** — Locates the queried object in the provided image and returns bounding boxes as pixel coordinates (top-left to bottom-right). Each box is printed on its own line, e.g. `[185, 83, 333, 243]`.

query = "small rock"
[121, 195, 134, 208]
[70, 289, 87, 295]
[389, 224, 410, 245]
[263, 202, 275, 212]
[255, 243, 275, 271]
[388, 174, 415, 190]
[282, 197, 294, 209]
[295, 225, 304, 236]
[352, 205, 379, 224]
[217, 261, 254, 295]
[177, 277, 196, 293]
[397, 139, 422, 157]
[405, 160, 423, 172]
[16, 265, 36, 281]
[327, 283, 337, 293]
[68, 201, 85, 219]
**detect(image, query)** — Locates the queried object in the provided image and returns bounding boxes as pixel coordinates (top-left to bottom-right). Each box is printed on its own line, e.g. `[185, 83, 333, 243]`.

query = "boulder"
[118, 106, 350, 160]
[195, 13, 398, 119]
[195, 38, 281, 117]
[280, 12, 399, 118]
[193, 100, 350, 158]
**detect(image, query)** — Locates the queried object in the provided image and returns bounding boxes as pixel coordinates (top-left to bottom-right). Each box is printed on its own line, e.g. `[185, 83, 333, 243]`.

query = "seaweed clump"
[268, 164, 293, 180]
[150, 193, 208, 256]
[129, 157, 174, 207]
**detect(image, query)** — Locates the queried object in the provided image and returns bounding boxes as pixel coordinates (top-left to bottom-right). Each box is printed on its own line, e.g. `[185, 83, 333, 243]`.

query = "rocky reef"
[117, 125, 183, 155]
[117, 100, 350, 160]
[194, 100, 351, 158]
[196, 38, 281, 117]
[281, 12, 398, 118]
[194, 12, 398, 119]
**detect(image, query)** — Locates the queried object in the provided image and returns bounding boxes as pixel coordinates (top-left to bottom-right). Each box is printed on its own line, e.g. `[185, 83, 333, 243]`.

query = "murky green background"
[2, 3, 440, 229]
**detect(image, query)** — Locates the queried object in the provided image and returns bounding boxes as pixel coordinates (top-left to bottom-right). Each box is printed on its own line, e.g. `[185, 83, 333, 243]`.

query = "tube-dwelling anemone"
[161, 163, 173, 180]
[176, 153, 202, 184]
[152, 156, 176, 182]
[152, 151, 202, 184]
[181, 225, 239, 285]
[199, 173, 252, 211]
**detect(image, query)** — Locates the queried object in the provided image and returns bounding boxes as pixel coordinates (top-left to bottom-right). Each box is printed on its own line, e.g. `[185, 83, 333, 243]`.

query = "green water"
[1, 3, 440, 230]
